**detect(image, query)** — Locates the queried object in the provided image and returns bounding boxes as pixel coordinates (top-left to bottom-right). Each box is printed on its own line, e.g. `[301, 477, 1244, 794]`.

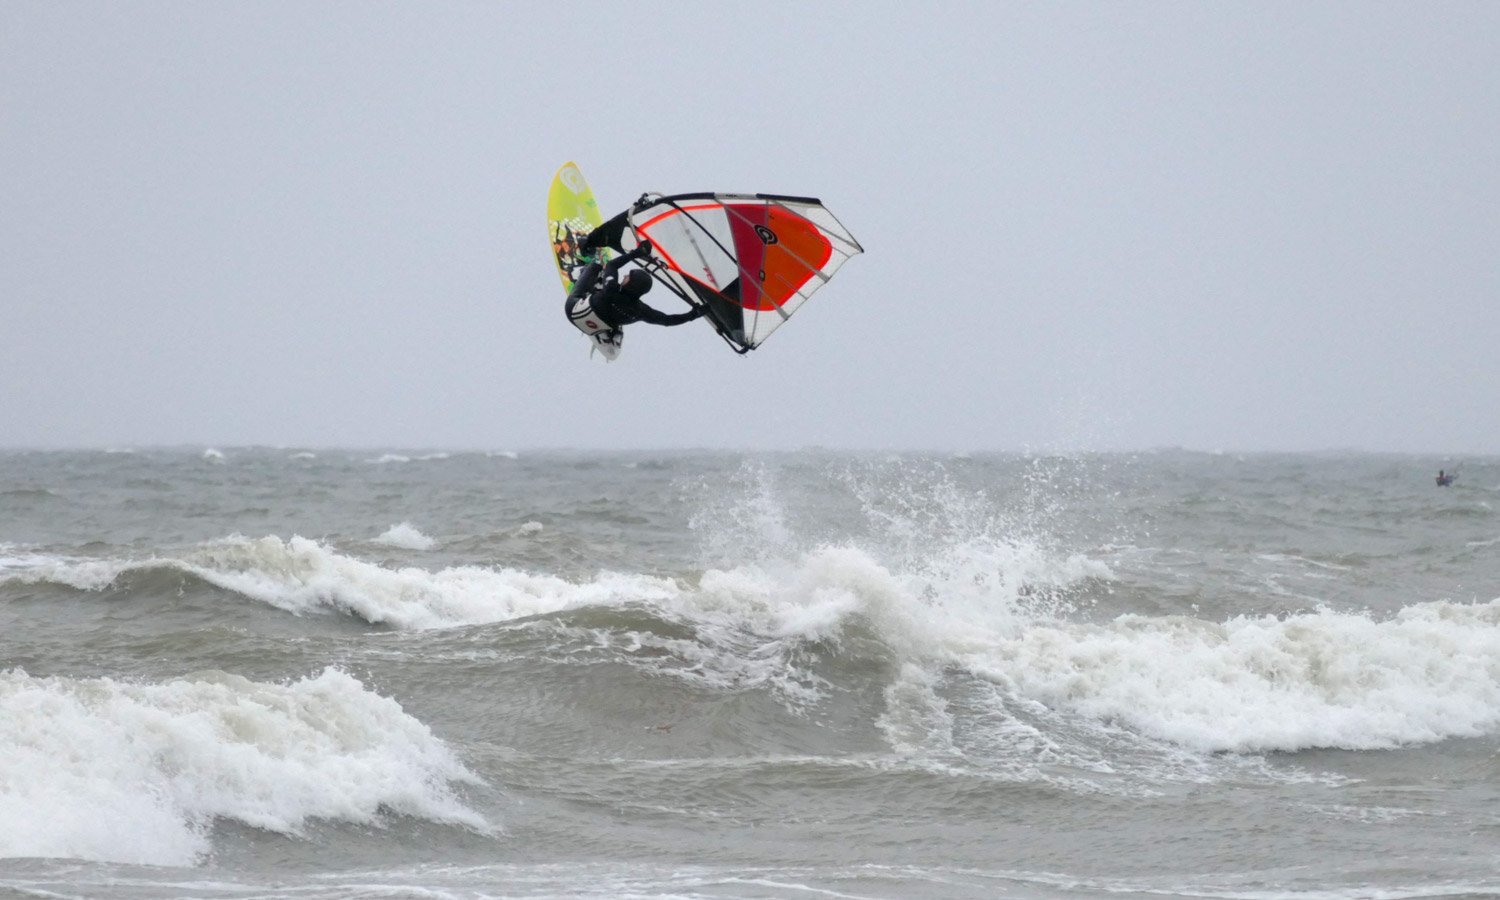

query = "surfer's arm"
[631, 301, 704, 327]
[601, 240, 653, 277]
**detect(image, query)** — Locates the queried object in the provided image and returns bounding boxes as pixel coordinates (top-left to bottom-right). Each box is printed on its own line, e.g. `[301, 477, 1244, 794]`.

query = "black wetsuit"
[579, 210, 631, 257]
[594, 282, 702, 327]
[569, 233, 703, 328]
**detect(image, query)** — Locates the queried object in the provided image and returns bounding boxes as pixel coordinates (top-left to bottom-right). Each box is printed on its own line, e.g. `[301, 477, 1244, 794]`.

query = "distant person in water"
[1436, 469, 1455, 487]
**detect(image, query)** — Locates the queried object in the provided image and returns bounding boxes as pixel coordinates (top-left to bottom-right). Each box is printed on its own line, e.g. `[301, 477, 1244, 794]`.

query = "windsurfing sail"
[623, 193, 862, 353]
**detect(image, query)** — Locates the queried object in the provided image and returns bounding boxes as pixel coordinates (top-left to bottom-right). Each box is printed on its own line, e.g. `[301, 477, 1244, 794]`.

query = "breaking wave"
[5, 455, 1498, 760]
[374, 522, 437, 551]
[0, 667, 487, 866]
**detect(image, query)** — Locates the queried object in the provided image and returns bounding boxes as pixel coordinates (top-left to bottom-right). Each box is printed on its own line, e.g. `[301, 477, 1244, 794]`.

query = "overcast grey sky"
[3, 2, 1497, 452]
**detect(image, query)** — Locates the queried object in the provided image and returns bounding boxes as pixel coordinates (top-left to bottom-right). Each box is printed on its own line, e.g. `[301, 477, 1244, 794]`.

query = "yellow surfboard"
[547, 161, 610, 294]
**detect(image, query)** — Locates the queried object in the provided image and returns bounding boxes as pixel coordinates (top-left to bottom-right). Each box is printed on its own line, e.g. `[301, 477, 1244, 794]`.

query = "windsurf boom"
[624, 193, 862, 353]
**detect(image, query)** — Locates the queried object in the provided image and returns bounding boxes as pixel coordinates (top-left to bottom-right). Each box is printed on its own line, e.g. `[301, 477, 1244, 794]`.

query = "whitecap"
[374, 523, 437, 551]
[0, 667, 487, 866]
[365, 454, 410, 464]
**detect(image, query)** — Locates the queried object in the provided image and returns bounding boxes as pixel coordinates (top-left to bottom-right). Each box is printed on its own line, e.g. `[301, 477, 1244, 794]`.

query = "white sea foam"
[876, 663, 956, 756]
[0, 667, 486, 866]
[0, 553, 130, 590]
[724, 540, 1500, 754]
[681, 458, 1500, 755]
[0, 547, 43, 573]
[289, 451, 317, 460]
[178, 535, 679, 629]
[670, 542, 1500, 785]
[364, 452, 451, 464]
[694, 540, 1109, 657]
[966, 599, 1500, 753]
[720, 461, 1476, 752]
[0, 537, 678, 629]
[374, 522, 437, 551]
[9, 518, 1498, 757]
[201, 448, 225, 463]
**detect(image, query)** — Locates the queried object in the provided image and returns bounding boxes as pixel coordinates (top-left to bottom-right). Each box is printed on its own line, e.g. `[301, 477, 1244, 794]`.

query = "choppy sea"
[1, 448, 1496, 899]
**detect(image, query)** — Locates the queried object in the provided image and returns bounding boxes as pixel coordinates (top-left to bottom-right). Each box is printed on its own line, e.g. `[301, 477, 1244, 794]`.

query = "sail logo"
[754, 225, 778, 245]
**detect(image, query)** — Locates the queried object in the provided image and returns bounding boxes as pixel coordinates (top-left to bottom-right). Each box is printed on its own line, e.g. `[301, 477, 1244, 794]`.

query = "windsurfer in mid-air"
[564, 224, 704, 357]
[547, 166, 863, 356]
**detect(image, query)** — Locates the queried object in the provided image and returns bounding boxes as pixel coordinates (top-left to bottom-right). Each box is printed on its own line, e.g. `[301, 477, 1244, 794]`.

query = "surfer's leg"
[580, 210, 631, 255]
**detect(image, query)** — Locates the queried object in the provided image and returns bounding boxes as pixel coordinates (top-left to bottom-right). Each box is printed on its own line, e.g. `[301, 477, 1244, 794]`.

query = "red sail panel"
[725, 205, 834, 311]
